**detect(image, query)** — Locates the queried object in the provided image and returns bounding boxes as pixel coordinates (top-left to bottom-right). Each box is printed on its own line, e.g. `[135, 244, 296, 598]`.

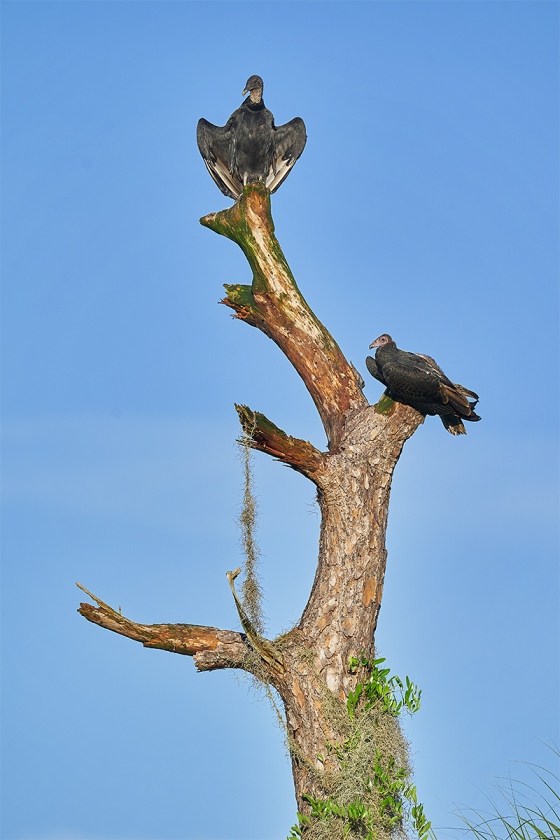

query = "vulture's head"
[243, 75, 264, 103]
[369, 334, 394, 349]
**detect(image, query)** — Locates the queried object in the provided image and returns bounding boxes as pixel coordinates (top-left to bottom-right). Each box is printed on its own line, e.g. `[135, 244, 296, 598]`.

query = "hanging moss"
[238, 423, 265, 636]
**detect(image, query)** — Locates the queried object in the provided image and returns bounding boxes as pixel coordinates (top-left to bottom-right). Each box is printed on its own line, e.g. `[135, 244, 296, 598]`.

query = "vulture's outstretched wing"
[197, 118, 242, 200]
[267, 118, 307, 194]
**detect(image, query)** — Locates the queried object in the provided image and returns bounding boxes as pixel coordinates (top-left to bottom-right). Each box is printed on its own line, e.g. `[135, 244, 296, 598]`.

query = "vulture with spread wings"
[197, 75, 307, 200]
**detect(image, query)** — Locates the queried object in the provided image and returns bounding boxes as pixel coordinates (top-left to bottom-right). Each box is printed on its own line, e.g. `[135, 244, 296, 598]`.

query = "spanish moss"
[238, 426, 265, 636]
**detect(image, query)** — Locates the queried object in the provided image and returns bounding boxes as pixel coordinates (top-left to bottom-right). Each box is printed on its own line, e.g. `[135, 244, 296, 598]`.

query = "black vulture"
[196, 75, 307, 200]
[366, 334, 481, 435]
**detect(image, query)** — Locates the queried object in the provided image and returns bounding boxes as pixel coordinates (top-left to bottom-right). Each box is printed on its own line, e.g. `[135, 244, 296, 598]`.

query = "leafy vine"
[287, 656, 433, 840]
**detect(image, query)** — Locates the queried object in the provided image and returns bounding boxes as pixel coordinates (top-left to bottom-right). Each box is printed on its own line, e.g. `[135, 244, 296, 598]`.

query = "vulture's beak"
[242, 88, 248, 96]
[369, 341, 376, 349]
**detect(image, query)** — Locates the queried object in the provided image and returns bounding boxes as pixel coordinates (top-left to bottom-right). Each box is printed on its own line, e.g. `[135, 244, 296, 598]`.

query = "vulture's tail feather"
[441, 415, 467, 435]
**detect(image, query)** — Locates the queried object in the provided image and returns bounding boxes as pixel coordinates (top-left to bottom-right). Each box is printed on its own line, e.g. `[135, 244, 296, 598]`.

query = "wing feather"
[196, 118, 242, 199]
[365, 355, 386, 385]
[267, 117, 307, 193]
[382, 361, 442, 401]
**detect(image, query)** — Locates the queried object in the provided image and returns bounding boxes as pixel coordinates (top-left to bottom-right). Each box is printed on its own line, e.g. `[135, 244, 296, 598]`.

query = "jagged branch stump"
[77, 184, 423, 815]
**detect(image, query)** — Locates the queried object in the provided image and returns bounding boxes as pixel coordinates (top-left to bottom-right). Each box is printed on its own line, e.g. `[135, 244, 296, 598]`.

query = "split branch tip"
[76, 581, 113, 612]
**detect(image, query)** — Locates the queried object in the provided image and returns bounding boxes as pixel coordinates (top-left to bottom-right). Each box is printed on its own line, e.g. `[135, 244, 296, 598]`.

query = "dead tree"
[78, 183, 424, 836]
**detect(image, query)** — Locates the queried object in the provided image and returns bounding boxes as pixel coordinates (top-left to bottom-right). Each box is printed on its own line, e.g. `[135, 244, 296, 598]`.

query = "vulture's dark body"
[366, 336, 480, 435]
[230, 100, 275, 186]
[197, 82, 306, 200]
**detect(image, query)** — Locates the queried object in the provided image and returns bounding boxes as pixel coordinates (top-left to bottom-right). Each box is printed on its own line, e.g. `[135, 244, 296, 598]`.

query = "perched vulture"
[196, 75, 307, 200]
[366, 334, 481, 435]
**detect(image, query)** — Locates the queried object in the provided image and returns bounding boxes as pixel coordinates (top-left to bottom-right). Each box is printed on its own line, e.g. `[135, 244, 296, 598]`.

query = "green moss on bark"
[375, 394, 397, 415]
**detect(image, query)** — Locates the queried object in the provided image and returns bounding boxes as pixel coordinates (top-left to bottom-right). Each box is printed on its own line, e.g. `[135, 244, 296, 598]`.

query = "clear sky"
[1, 2, 558, 839]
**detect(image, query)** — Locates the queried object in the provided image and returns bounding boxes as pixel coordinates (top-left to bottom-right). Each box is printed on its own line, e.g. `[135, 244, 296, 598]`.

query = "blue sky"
[1, 2, 558, 839]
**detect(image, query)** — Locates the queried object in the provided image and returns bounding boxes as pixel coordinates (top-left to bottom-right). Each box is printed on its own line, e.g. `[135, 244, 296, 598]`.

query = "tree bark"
[76, 583, 249, 671]
[77, 183, 423, 820]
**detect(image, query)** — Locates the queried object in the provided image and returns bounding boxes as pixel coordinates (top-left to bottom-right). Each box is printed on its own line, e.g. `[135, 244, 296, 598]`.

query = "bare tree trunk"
[77, 184, 423, 830]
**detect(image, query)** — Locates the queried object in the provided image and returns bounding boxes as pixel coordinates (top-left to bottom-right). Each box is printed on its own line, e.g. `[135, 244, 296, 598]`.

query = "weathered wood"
[200, 186, 424, 811]
[235, 404, 326, 481]
[201, 184, 367, 450]
[76, 583, 248, 671]
[78, 183, 425, 822]
[225, 568, 285, 676]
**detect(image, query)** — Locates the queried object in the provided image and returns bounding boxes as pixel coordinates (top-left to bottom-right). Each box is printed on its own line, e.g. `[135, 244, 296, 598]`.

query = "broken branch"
[236, 404, 325, 482]
[201, 184, 367, 448]
[225, 568, 285, 676]
[76, 582, 248, 671]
